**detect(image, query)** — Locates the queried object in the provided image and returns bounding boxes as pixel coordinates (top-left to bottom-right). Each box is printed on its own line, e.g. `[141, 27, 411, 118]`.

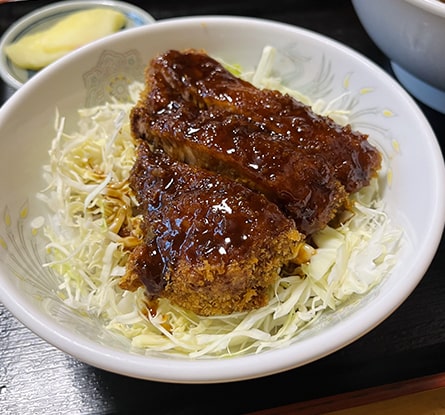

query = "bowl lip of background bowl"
[0, 15, 444, 384]
[405, 0, 445, 16]
[0, 0, 156, 90]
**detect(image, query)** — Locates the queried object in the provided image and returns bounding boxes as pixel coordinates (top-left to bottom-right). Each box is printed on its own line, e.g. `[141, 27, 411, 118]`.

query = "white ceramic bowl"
[0, 0, 155, 89]
[0, 16, 444, 384]
[352, 0, 445, 113]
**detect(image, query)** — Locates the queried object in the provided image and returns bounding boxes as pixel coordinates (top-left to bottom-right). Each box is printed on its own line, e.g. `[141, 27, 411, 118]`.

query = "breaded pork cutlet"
[138, 49, 382, 194]
[120, 142, 305, 316]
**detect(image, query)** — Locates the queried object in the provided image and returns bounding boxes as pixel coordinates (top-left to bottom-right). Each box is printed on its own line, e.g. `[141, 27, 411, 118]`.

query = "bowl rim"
[0, 14, 444, 383]
[0, 0, 156, 90]
[404, 0, 445, 16]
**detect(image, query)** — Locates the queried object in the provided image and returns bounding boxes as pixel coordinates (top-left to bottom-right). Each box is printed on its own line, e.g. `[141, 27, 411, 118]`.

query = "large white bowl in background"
[0, 16, 444, 383]
[352, 0, 445, 113]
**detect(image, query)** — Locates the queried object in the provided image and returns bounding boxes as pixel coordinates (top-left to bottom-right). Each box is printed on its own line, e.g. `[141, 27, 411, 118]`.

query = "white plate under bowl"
[0, 0, 155, 90]
[0, 16, 444, 383]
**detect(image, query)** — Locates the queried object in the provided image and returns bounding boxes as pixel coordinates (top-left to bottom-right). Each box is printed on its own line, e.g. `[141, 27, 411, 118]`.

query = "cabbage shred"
[38, 49, 402, 358]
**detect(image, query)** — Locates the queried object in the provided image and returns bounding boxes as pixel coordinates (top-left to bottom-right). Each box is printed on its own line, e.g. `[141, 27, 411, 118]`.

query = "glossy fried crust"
[120, 142, 303, 316]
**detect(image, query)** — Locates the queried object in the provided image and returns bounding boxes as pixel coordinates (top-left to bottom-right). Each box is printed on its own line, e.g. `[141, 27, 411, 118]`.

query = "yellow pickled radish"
[5, 8, 126, 70]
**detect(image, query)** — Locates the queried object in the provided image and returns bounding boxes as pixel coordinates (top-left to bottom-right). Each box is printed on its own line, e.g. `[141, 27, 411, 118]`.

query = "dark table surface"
[1, 1, 445, 414]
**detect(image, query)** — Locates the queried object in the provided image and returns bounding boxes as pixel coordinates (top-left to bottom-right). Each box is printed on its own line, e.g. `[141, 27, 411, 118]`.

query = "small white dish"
[0, 0, 155, 89]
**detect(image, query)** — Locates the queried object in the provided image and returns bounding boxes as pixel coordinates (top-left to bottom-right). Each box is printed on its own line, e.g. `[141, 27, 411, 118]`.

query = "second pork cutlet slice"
[120, 141, 305, 316]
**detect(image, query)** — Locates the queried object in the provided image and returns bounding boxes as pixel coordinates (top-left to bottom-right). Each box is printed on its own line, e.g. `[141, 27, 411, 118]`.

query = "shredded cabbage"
[37, 48, 403, 358]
